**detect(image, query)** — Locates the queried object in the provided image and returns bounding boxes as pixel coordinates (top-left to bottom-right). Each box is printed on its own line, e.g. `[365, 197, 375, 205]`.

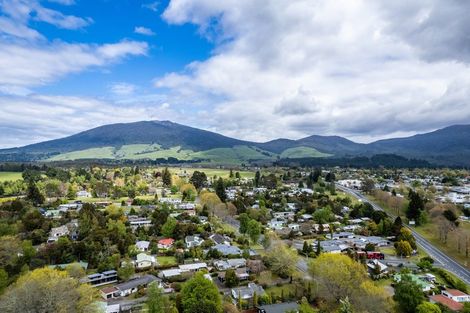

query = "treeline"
[275, 154, 433, 168]
[0, 163, 46, 172]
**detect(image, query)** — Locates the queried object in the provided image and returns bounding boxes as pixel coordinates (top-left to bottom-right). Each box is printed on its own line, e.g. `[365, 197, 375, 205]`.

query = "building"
[442, 289, 470, 303]
[430, 295, 463, 311]
[135, 253, 157, 269]
[209, 233, 232, 245]
[211, 244, 242, 256]
[76, 190, 91, 198]
[158, 238, 175, 249]
[185, 235, 204, 248]
[84, 270, 118, 287]
[47, 225, 70, 243]
[135, 241, 150, 252]
[231, 283, 265, 302]
[113, 275, 160, 297]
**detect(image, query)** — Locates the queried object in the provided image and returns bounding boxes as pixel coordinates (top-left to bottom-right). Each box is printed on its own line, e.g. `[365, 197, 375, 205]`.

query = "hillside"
[1, 121, 469, 166]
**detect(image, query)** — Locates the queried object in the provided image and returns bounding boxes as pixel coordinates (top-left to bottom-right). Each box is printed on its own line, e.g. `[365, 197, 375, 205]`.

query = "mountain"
[0, 121, 469, 166]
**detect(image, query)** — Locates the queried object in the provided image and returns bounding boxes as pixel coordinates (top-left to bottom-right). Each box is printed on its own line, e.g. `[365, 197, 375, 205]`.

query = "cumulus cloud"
[0, 93, 181, 148]
[110, 83, 137, 96]
[157, 0, 470, 142]
[134, 26, 156, 36]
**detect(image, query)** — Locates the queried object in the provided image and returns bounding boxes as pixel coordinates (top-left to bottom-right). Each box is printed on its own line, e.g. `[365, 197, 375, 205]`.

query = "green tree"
[162, 168, 172, 187]
[0, 269, 8, 294]
[266, 242, 299, 278]
[146, 283, 175, 313]
[215, 178, 226, 202]
[225, 269, 239, 287]
[407, 189, 425, 223]
[161, 216, 177, 238]
[416, 302, 441, 313]
[118, 260, 135, 281]
[393, 274, 425, 313]
[27, 182, 44, 206]
[239, 213, 250, 234]
[190, 171, 207, 190]
[254, 171, 261, 187]
[247, 219, 261, 244]
[394, 240, 413, 257]
[298, 297, 316, 313]
[181, 272, 222, 313]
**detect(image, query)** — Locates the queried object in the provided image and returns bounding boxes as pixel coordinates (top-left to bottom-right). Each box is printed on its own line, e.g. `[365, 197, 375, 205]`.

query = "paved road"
[337, 184, 470, 285]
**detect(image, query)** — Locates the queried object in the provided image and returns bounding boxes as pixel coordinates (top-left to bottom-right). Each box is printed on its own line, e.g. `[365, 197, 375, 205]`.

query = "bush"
[433, 268, 467, 293]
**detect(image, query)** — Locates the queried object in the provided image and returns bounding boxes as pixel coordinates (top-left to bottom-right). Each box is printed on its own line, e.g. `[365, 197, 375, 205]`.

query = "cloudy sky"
[1, 0, 470, 148]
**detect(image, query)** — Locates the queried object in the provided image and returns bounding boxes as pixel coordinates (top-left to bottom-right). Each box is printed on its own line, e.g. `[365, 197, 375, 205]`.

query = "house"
[210, 234, 231, 245]
[287, 223, 300, 231]
[185, 235, 204, 248]
[135, 241, 150, 252]
[76, 190, 91, 198]
[212, 244, 242, 256]
[430, 295, 463, 311]
[83, 270, 118, 287]
[367, 260, 388, 277]
[273, 212, 295, 220]
[327, 232, 355, 240]
[100, 287, 118, 300]
[442, 289, 470, 302]
[393, 274, 434, 292]
[179, 262, 208, 273]
[158, 238, 175, 249]
[267, 219, 285, 230]
[214, 258, 246, 271]
[114, 275, 160, 297]
[178, 203, 196, 210]
[135, 253, 157, 269]
[231, 283, 265, 301]
[235, 268, 249, 280]
[47, 225, 70, 243]
[128, 216, 152, 230]
[159, 268, 182, 280]
[257, 302, 299, 313]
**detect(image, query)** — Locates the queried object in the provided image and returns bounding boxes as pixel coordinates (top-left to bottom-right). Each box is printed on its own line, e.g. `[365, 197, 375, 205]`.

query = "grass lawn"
[157, 256, 177, 267]
[164, 167, 255, 179]
[0, 172, 22, 182]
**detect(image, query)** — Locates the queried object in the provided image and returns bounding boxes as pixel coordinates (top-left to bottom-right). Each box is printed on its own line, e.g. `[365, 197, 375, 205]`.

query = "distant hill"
[0, 121, 469, 166]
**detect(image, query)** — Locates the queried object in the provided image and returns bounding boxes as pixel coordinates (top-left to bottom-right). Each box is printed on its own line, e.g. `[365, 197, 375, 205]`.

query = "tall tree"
[190, 171, 207, 190]
[247, 219, 262, 244]
[254, 171, 261, 187]
[27, 182, 44, 206]
[181, 272, 222, 313]
[162, 167, 172, 187]
[215, 178, 226, 202]
[407, 189, 425, 223]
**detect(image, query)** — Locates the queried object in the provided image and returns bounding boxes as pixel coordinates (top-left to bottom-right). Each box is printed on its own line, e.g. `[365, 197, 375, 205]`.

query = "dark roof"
[115, 275, 159, 291]
[257, 302, 299, 313]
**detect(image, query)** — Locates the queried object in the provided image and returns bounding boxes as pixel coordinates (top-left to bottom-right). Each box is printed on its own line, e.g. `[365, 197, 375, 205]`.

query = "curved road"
[337, 185, 470, 285]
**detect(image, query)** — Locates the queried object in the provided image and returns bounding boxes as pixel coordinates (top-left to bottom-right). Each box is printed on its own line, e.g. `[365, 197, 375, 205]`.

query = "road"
[337, 184, 470, 285]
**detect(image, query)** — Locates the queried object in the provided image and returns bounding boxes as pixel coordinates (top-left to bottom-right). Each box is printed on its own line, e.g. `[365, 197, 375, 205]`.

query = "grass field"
[280, 146, 331, 159]
[0, 172, 22, 182]
[157, 256, 177, 267]
[165, 167, 255, 179]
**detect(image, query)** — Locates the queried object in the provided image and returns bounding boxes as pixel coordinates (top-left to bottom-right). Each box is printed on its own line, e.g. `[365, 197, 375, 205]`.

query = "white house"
[76, 190, 91, 198]
[442, 289, 470, 302]
[135, 253, 157, 269]
[135, 241, 150, 252]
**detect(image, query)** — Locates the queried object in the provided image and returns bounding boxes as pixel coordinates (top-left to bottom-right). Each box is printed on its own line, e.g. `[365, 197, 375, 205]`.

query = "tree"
[190, 171, 207, 190]
[118, 260, 135, 281]
[161, 216, 177, 238]
[27, 182, 44, 205]
[397, 227, 417, 249]
[247, 219, 261, 244]
[407, 189, 425, 223]
[416, 302, 441, 313]
[146, 283, 175, 313]
[162, 167, 172, 187]
[0, 269, 8, 294]
[310, 254, 367, 303]
[266, 242, 299, 278]
[254, 171, 261, 187]
[395, 240, 413, 257]
[298, 297, 316, 313]
[0, 268, 97, 313]
[215, 178, 226, 202]
[338, 297, 353, 313]
[225, 269, 239, 287]
[393, 274, 425, 313]
[239, 213, 250, 234]
[362, 178, 375, 194]
[181, 272, 222, 313]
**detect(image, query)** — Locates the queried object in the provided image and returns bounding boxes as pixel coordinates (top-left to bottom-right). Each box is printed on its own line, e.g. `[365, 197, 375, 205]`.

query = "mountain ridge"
[1, 121, 469, 166]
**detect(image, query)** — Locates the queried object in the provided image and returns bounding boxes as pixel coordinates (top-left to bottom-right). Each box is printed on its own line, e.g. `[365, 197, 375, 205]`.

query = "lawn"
[0, 172, 22, 182]
[264, 283, 299, 300]
[157, 256, 177, 267]
[165, 167, 255, 179]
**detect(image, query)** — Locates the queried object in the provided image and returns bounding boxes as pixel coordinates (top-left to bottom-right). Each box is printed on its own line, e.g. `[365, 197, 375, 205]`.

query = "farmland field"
[0, 172, 22, 182]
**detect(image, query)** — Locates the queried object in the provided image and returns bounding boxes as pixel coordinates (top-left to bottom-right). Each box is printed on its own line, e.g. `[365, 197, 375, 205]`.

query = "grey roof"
[258, 302, 299, 313]
[115, 274, 159, 291]
[213, 244, 241, 256]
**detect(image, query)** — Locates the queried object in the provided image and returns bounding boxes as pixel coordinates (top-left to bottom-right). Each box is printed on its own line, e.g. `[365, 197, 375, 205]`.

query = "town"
[1, 165, 470, 313]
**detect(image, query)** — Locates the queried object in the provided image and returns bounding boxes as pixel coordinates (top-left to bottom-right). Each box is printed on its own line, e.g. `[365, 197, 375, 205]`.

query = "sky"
[1, 0, 470, 148]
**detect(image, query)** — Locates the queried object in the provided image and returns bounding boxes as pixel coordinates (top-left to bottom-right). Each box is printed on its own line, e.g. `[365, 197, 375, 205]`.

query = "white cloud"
[0, 40, 148, 89]
[110, 83, 137, 96]
[0, 93, 180, 148]
[142, 1, 159, 12]
[134, 26, 156, 36]
[157, 0, 470, 142]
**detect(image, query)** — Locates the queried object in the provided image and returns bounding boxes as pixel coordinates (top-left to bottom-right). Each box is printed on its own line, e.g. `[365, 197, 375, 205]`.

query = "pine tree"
[215, 178, 226, 202]
[162, 168, 172, 187]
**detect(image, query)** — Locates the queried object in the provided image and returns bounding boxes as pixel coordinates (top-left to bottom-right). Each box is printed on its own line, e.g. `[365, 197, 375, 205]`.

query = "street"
[337, 184, 470, 285]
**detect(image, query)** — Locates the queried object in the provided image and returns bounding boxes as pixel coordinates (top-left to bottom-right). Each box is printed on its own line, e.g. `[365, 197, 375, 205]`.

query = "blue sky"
[1, 0, 470, 148]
